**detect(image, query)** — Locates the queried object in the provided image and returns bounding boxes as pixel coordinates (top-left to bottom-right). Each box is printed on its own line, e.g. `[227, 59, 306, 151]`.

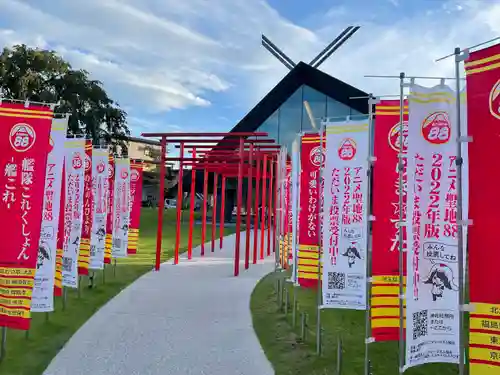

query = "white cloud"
[0, 0, 498, 133]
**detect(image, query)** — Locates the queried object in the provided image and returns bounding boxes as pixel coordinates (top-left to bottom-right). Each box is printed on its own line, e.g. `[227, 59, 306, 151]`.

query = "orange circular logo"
[9, 123, 36, 152]
[388, 121, 408, 152]
[96, 161, 106, 174]
[84, 153, 92, 172]
[338, 138, 357, 161]
[490, 79, 500, 120]
[309, 146, 325, 167]
[72, 152, 83, 170]
[131, 169, 140, 182]
[108, 164, 114, 179]
[421, 111, 451, 144]
[121, 168, 128, 179]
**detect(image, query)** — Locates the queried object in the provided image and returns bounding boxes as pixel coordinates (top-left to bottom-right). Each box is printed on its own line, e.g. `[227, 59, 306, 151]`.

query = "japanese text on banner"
[0, 103, 52, 330]
[405, 84, 460, 369]
[322, 120, 368, 310]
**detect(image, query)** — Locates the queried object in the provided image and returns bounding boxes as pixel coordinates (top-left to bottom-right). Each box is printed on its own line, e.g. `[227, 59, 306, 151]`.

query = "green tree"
[0, 44, 129, 152]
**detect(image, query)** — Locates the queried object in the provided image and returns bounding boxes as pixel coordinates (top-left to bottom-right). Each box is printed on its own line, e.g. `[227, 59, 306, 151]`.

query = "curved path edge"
[43, 232, 275, 375]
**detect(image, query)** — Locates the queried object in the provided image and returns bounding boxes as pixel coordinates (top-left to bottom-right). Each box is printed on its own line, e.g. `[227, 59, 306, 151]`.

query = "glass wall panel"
[254, 85, 369, 152]
[258, 108, 279, 142]
[301, 85, 327, 133]
[277, 86, 303, 152]
[326, 96, 353, 121]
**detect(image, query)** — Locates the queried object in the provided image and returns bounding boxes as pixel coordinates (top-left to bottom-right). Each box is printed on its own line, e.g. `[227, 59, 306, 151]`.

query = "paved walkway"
[44, 233, 275, 375]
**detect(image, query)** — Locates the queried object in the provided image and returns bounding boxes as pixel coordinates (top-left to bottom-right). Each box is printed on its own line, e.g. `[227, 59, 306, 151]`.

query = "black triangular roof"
[228, 61, 369, 134]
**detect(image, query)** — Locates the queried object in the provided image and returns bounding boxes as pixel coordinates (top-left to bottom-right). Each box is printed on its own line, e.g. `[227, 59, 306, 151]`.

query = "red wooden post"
[267, 156, 273, 257]
[260, 154, 268, 260]
[234, 137, 244, 276]
[155, 137, 167, 271]
[253, 154, 261, 264]
[219, 174, 226, 249]
[174, 142, 184, 265]
[201, 167, 208, 256]
[273, 158, 278, 254]
[244, 143, 254, 269]
[187, 148, 196, 259]
[211, 172, 218, 252]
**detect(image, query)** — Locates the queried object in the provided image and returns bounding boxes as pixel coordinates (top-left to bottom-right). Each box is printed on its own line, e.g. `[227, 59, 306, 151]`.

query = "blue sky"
[0, 0, 498, 137]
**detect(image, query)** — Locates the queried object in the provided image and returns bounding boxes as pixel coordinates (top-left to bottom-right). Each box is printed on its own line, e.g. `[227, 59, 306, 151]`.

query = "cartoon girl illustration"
[342, 245, 361, 268]
[96, 227, 106, 242]
[121, 223, 129, 235]
[37, 242, 51, 269]
[423, 263, 459, 301]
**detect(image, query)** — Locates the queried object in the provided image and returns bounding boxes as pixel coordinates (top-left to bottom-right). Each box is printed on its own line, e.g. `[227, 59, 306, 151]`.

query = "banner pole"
[294, 139, 301, 284]
[453, 46, 469, 375]
[273, 156, 278, 256]
[62, 286, 67, 311]
[0, 327, 6, 362]
[274, 151, 281, 271]
[316, 121, 325, 356]
[77, 276, 81, 298]
[364, 94, 378, 375]
[398, 72, 406, 375]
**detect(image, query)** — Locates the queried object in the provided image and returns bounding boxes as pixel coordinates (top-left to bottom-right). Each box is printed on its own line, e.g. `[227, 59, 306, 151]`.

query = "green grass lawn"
[251, 271, 461, 375]
[0, 208, 234, 375]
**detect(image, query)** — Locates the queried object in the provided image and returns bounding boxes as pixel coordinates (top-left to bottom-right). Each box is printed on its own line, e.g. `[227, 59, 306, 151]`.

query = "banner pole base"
[0, 327, 6, 362]
[62, 287, 67, 311]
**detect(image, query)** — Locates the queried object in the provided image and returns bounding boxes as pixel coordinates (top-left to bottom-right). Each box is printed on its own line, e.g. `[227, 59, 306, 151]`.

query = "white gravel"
[43, 232, 275, 375]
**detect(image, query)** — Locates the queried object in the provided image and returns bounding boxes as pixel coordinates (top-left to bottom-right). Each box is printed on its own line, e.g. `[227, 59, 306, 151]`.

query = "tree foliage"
[0, 44, 129, 152]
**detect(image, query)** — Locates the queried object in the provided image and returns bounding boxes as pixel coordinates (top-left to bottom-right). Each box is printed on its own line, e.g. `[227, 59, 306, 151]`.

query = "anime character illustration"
[72, 236, 80, 246]
[423, 263, 459, 301]
[96, 227, 106, 242]
[342, 244, 361, 268]
[121, 223, 129, 236]
[37, 242, 51, 269]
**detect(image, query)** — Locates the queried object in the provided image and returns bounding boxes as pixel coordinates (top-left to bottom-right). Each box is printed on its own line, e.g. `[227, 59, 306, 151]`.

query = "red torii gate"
[182, 145, 280, 273]
[140, 132, 281, 276]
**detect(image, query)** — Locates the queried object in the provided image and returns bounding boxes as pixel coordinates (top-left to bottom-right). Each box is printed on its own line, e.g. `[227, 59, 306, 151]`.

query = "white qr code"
[62, 257, 72, 272]
[328, 272, 345, 290]
[412, 310, 428, 340]
[112, 238, 122, 249]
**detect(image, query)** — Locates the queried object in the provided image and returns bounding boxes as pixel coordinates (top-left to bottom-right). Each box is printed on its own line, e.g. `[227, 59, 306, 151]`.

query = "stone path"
[44, 232, 275, 375]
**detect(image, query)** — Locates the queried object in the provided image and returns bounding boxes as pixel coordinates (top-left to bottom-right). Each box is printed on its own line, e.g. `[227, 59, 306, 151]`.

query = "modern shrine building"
[228, 61, 369, 152]
[177, 61, 370, 221]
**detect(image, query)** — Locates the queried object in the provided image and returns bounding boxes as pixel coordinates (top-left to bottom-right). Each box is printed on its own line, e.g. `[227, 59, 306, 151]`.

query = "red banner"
[104, 155, 114, 264]
[78, 140, 92, 275]
[0, 103, 52, 330]
[54, 163, 65, 297]
[371, 100, 408, 341]
[465, 43, 500, 375]
[128, 160, 143, 254]
[297, 133, 324, 288]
